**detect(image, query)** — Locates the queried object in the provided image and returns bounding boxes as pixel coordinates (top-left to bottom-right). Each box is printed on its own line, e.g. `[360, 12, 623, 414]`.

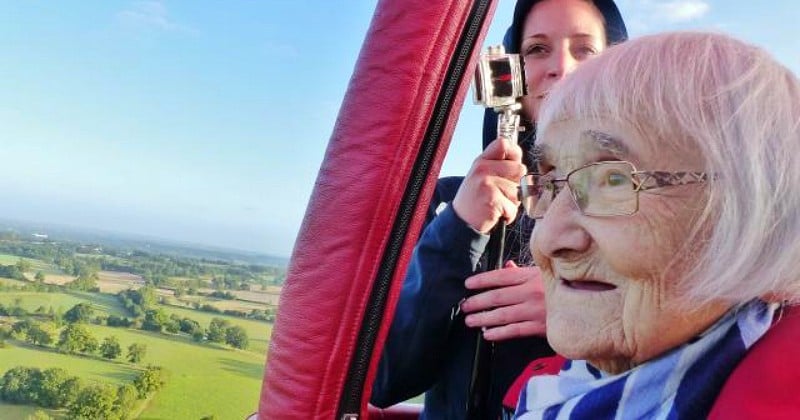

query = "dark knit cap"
[508, 0, 628, 53]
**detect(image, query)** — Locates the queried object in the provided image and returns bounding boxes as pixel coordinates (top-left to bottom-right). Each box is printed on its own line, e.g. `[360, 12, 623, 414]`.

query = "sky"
[0, 1, 797, 257]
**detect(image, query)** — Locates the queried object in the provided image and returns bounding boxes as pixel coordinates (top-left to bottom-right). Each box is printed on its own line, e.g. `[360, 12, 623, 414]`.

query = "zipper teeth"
[336, 0, 493, 417]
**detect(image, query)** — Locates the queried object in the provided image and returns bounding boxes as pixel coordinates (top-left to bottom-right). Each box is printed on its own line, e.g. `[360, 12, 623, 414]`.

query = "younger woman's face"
[520, 0, 606, 121]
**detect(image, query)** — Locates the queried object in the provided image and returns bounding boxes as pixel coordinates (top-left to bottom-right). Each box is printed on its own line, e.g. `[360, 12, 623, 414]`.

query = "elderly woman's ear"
[513, 31, 800, 419]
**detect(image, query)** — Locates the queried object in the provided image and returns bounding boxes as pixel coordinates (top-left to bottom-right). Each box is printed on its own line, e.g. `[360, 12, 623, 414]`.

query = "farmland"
[0, 234, 284, 419]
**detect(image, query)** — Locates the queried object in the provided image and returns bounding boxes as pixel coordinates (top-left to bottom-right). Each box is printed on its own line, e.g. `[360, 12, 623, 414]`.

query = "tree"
[141, 309, 169, 332]
[36, 367, 79, 409]
[115, 384, 138, 415]
[0, 366, 39, 404]
[34, 271, 46, 284]
[192, 329, 205, 343]
[27, 410, 52, 420]
[206, 318, 230, 343]
[68, 384, 120, 420]
[25, 323, 53, 347]
[57, 377, 82, 409]
[179, 317, 202, 335]
[12, 319, 34, 337]
[15, 258, 32, 274]
[64, 303, 95, 324]
[106, 315, 132, 328]
[70, 272, 98, 292]
[100, 336, 122, 360]
[52, 307, 65, 328]
[127, 343, 147, 363]
[0, 264, 24, 280]
[225, 325, 249, 349]
[57, 324, 98, 354]
[133, 365, 166, 398]
[139, 285, 158, 309]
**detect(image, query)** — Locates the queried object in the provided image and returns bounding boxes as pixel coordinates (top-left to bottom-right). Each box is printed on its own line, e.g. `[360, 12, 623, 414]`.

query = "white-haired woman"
[514, 31, 800, 418]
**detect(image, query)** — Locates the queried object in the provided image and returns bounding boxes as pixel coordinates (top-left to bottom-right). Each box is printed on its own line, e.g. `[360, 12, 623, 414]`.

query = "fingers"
[482, 320, 547, 341]
[452, 164, 525, 232]
[451, 137, 527, 232]
[482, 136, 523, 162]
[464, 300, 544, 327]
[462, 266, 542, 312]
[461, 266, 547, 341]
[464, 261, 523, 290]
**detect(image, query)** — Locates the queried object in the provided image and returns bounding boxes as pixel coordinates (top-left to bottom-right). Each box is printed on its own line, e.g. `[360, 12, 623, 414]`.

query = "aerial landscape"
[0, 219, 286, 420]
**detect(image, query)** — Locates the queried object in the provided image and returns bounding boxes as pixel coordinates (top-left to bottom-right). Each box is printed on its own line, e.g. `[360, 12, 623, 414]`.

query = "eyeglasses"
[519, 161, 710, 219]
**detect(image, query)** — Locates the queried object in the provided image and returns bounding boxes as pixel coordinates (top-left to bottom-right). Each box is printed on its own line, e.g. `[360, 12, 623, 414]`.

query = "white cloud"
[615, 0, 712, 34]
[655, 1, 711, 23]
[117, 1, 194, 34]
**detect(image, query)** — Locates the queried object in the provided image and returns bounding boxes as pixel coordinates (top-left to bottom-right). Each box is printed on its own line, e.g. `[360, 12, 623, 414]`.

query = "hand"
[452, 137, 527, 233]
[460, 261, 546, 341]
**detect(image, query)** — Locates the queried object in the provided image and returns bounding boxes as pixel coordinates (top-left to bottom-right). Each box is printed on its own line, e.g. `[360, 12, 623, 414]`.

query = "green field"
[0, 341, 140, 385]
[0, 290, 128, 317]
[0, 277, 28, 287]
[0, 403, 54, 419]
[158, 305, 272, 354]
[0, 289, 269, 419]
[0, 254, 63, 275]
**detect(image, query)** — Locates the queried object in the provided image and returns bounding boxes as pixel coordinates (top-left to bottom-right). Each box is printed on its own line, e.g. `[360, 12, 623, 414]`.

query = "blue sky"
[0, 1, 797, 257]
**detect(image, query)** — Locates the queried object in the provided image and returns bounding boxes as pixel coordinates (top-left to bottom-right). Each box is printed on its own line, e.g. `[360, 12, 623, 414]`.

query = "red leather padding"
[258, 1, 497, 418]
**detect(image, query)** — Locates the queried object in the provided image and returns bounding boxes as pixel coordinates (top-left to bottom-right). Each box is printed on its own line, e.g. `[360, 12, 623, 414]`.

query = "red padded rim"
[258, 0, 498, 418]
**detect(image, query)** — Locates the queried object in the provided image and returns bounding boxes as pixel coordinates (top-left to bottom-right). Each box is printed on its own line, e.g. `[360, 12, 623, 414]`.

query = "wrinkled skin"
[530, 118, 731, 373]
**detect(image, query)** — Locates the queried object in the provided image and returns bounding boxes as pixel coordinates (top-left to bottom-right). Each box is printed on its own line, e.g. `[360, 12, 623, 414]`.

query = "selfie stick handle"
[466, 105, 520, 420]
[468, 44, 525, 419]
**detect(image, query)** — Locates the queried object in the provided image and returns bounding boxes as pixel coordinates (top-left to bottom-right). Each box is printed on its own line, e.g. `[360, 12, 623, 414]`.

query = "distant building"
[32, 233, 48, 239]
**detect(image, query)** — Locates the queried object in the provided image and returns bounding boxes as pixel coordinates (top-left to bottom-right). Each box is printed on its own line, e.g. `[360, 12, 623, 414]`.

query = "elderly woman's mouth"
[561, 278, 617, 291]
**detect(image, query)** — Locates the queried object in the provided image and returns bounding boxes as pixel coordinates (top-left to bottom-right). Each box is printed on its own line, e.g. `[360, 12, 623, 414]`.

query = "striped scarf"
[514, 300, 777, 420]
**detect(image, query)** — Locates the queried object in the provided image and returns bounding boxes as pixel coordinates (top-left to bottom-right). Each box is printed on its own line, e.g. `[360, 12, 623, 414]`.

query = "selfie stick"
[467, 45, 526, 419]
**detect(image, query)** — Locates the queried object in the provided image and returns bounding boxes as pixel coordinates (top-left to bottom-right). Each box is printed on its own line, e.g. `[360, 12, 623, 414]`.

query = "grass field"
[0, 340, 141, 385]
[0, 288, 271, 419]
[0, 402, 55, 419]
[0, 290, 129, 317]
[0, 277, 28, 287]
[229, 289, 280, 306]
[96, 270, 145, 294]
[0, 254, 62, 275]
[80, 324, 266, 420]
[157, 304, 273, 355]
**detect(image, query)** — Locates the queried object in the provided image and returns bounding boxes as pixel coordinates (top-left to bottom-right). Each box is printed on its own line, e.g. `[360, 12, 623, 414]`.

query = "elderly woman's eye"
[606, 172, 629, 187]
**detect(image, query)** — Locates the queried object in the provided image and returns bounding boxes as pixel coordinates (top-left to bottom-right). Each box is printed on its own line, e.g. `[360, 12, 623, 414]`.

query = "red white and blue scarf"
[514, 300, 777, 419]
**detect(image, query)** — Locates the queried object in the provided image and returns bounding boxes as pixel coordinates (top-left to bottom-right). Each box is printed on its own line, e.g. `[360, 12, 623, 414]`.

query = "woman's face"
[530, 118, 731, 374]
[520, 0, 606, 121]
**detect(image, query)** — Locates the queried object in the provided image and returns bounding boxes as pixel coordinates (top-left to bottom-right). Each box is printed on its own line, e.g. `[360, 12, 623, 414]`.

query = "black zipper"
[336, 0, 494, 417]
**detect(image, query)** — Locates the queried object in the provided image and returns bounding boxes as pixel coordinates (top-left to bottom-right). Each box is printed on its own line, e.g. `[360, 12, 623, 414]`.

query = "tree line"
[0, 238, 284, 289]
[0, 364, 165, 419]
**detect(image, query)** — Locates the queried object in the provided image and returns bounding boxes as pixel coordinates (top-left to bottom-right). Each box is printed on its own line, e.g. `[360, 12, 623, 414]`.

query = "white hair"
[537, 32, 800, 303]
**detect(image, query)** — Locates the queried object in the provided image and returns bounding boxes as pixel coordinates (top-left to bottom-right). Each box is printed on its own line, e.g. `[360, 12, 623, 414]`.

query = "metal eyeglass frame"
[519, 160, 710, 219]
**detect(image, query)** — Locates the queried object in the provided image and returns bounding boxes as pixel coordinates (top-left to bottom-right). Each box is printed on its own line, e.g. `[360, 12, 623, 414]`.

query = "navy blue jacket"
[371, 179, 552, 419]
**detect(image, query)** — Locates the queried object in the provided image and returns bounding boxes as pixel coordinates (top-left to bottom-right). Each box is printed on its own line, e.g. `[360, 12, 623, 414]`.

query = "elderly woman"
[515, 31, 800, 418]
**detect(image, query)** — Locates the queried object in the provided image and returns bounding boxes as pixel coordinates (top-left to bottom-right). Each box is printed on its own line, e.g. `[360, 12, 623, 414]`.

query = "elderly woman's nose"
[531, 190, 591, 258]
